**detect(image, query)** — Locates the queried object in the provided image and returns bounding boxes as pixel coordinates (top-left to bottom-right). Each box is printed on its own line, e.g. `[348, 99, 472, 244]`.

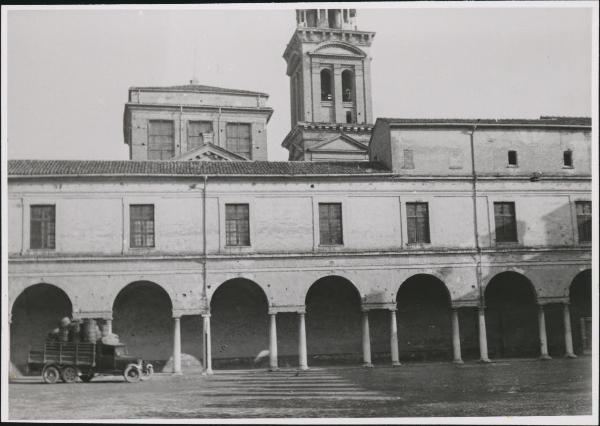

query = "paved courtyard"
[8, 357, 593, 420]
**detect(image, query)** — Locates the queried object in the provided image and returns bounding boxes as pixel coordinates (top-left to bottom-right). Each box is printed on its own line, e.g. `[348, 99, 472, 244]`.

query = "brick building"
[7, 9, 593, 375]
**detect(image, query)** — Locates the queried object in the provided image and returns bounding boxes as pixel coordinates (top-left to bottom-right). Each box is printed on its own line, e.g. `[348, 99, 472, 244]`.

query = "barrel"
[83, 319, 99, 342]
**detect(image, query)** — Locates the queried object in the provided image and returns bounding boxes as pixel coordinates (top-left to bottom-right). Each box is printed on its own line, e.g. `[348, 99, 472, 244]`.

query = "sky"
[5, 4, 594, 161]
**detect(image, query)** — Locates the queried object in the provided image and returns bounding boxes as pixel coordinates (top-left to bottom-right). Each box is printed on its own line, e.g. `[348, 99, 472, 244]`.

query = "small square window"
[563, 150, 573, 167]
[508, 150, 518, 166]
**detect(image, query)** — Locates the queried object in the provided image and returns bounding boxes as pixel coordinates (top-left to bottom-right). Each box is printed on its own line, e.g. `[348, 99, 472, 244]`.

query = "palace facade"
[7, 9, 592, 375]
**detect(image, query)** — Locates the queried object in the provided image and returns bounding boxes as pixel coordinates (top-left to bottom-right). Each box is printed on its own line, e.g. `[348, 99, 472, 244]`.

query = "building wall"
[127, 107, 269, 160]
[371, 126, 591, 176]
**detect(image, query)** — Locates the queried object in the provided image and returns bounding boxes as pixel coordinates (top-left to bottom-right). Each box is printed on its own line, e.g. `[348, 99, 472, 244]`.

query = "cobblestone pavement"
[8, 357, 593, 420]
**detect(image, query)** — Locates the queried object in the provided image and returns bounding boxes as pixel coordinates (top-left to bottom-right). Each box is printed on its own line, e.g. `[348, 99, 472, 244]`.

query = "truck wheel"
[124, 365, 141, 383]
[61, 366, 79, 383]
[42, 365, 61, 384]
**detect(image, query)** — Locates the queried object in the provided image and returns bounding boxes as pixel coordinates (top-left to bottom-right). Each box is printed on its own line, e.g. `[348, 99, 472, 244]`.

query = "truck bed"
[28, 342, 96, 367]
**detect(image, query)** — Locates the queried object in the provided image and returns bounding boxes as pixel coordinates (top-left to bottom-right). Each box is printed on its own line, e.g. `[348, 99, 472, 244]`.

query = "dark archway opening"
[113, 281, 172, 370]
[320, 69, 332, 101]
[570, 270, 592, 355]
[210, 278, 269, 368]
[396, 274, 452, 361]
[485, 272, 538, 358]
[305, 276, 362, 365]
[11, 283, 73, 373]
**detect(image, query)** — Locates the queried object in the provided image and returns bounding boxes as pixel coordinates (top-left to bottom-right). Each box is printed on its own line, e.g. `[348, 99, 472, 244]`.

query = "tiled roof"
[378, 116, 591, 127]
[129, 84, 269, 97]
[8, 160, 391, 177]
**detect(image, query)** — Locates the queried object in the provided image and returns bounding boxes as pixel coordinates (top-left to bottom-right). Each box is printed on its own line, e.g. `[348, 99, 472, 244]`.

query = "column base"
[362, 362, 374, 368]
[478, 358, 492, 363]
[201, 369, 214, 376]
[268, 367, 280, 372]
[452, 359, 464, 364]
[299, 366, 309, 371]
[565, 353, 577, 359]
[172, 371, 183, 376]
[539, 354, 552, 361]
[391, 361, 402, 367]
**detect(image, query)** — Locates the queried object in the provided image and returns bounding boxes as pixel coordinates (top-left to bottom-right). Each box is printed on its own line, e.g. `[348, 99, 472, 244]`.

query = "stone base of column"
[539, 354, 552, 361]
[565, 353, 577, 359]
[478, 357, 491, 363]
[172, 371, 183, 376]
[268, 367, 280, 372]
[362, 362, 374, 368]
[299, 365, 309, 371]
[452, 359, 464, 364]
[201, 369, 214, 376]
[391, 361, 401, 367]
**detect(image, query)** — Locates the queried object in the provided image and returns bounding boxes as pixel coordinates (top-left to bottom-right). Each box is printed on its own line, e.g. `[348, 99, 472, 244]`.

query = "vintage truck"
[28, 341, 153, 383]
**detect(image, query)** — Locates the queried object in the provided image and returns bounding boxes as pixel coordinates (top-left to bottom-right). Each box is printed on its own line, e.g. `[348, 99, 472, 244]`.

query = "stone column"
[361, 310, 373, 367]
[269, 313, 279, 371]
[202, 314, 213, 375]
[173, 316, 182, 374]
[333, 64, 344, 123]
[538, 304, 552, 360]
[562, 303, 577, 358]
[478, 306, 491, 362]
[298, 312, 308, 370]
[102, 319, 112, 336]
[451, 308, 463, 364]
[390, 309, 401, 366]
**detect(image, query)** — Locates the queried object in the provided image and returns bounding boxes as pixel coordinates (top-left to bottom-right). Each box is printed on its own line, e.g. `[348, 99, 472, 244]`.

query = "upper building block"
[123, 82, 273, 161]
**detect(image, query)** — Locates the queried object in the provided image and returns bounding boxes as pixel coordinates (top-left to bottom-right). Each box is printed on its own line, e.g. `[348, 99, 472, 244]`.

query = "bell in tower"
[282, 8, 376, 162]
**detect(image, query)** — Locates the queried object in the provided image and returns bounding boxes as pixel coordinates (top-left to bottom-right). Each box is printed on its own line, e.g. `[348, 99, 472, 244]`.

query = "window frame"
[575, 201, 591, 243]
[405, 202, 431, 245]
[187, 120, 213, 151]
[225, 122, 252, 160]
[563, 150, 574, 168]
[493, 201, 518, 243]
[320, 68, 333, 102]
[507, 150, 518, 167]
[129, 204, 155, 249]
[30, 204, 56, 250]
[147, 119, 175, 160]
[318, 202, 344, 246]
[225, 203, 251, 247]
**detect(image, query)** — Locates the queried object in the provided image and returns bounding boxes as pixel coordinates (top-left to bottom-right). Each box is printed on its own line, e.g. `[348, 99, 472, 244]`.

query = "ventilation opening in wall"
[563, 150, 573, 167]
[508, 150, 518, 166]
[346, 111, 353, 123]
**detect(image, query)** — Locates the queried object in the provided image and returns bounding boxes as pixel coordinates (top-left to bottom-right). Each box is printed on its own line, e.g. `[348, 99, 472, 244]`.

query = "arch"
[210, 278, 270, 368]
[10, 283, 73, 372]
[112, 281, 173, 367]
[484, 271, 538, 358]
[314, 41, 367, 57]
[342, 69, 354, 102]
[569, 269, 591, 354]
[305, 275, 362, 365]
[320, 68, 333, 101]
[395, 274, 453, 361]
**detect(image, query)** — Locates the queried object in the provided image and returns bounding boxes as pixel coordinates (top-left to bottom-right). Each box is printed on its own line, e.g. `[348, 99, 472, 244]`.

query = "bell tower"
[282, 8, 376, 161]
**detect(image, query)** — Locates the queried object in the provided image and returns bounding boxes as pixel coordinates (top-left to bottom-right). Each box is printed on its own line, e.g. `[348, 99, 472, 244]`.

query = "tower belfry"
[282, 8, 375, 161]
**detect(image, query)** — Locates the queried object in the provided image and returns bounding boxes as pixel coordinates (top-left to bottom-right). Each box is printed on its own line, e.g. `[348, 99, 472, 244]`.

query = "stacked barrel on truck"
[28, 317, 153, 383]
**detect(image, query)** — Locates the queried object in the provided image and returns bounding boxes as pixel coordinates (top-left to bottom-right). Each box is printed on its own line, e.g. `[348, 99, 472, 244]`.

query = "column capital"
[269, 305, 305, 314]
[537, 296, 569, 306]
[362, 302, 396, 312]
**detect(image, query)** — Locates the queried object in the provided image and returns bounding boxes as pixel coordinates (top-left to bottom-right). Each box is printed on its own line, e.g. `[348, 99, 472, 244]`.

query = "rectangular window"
[403, 149, 414, 169]
[406, 202, 430, 244]
[187, 121, 213, 151]
[148, 120, 175, 160]
[319, 203, 343, 245]
[508, 150, 518, 166]
[225, 204, 250, 246]
[575, 201, 591, 243]
[226, 123, 252, 159]
[30, 205, 55, 249]
[563, 150, 573, 167]
[130, 205, 155, 248]
[494, 202, 518, 243]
